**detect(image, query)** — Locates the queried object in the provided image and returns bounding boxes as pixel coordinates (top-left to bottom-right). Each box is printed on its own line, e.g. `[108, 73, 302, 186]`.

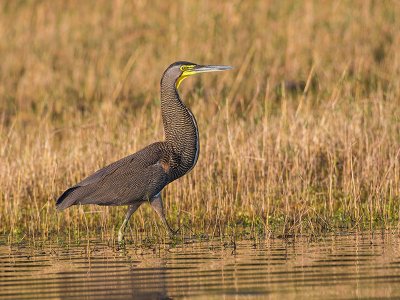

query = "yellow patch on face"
[176, 65, 196, 88]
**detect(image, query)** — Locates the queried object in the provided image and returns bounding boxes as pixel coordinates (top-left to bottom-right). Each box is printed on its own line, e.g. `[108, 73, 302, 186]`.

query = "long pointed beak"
[193, 65, 233, 74]
[177, 64, 233, 88]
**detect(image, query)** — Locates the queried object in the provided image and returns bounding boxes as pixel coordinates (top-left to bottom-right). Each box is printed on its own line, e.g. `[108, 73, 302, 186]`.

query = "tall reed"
[0, 1, 399, 242]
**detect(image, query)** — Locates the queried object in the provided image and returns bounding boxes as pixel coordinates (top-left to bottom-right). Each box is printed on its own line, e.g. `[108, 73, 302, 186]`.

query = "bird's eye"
[180, 65, 195, 72]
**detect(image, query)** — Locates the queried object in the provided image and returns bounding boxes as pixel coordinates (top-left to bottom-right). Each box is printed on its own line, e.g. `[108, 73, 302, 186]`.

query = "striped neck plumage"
[160, 75, 200, 174]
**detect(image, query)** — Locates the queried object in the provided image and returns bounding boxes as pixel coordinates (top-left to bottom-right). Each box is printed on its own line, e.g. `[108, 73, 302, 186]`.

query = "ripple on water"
[1, 231, 400, 299]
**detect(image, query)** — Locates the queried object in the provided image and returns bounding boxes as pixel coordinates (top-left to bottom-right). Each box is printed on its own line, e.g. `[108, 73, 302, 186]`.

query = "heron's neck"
[160, 76, 199, 175]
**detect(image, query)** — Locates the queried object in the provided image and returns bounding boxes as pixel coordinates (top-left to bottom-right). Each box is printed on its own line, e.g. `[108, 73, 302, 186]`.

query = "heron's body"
[56, 61, 231, 243]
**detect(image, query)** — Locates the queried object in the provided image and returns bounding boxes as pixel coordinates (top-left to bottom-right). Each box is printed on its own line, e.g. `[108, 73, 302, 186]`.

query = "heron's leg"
[118, 202, 142, 243]
[150, 193, 178, 236]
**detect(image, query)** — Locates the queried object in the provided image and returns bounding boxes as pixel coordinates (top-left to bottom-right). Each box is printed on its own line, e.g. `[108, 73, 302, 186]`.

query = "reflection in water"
[1, 231, 400, 299]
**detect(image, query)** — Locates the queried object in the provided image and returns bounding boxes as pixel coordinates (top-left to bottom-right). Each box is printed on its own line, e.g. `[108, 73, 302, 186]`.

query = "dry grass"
[0, 1, 399, 243]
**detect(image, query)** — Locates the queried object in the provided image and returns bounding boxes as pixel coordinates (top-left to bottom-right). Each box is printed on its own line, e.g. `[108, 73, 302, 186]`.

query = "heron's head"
[162, 61, 232, 89]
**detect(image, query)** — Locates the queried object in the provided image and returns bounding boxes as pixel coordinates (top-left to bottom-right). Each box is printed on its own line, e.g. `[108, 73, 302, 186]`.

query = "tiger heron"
[56, 61, 232, 243]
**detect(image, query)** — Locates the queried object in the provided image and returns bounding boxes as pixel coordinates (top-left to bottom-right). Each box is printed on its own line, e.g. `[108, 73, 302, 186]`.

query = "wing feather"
[56, 142, 168, 210]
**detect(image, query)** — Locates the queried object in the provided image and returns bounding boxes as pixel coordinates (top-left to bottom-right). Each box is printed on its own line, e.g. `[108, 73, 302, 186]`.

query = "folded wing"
[56, 142, 168, 210]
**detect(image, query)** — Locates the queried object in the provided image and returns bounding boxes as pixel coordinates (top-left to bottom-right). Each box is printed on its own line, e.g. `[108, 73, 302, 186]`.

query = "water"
[1, 231, 400, 299]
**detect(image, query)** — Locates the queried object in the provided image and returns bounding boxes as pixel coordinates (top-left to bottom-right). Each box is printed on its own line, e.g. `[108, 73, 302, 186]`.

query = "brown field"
[0, 1, 399, 244]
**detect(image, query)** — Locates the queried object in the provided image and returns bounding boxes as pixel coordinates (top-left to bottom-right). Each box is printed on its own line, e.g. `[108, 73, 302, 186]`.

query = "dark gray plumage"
[56, 61, 232, 243]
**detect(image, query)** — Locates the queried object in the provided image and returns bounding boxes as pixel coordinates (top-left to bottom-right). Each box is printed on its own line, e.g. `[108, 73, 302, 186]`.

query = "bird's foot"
[167, 224, 181, 238]
[117, 238, 126, 251]
[117, 229, 127, 250]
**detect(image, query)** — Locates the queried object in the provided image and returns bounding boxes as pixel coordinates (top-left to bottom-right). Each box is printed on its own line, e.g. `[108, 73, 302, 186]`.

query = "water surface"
[1, 231, 400, 299]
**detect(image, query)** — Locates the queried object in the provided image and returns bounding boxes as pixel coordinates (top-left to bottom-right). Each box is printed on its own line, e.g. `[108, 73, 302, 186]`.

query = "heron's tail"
[56, 186, 80, 210]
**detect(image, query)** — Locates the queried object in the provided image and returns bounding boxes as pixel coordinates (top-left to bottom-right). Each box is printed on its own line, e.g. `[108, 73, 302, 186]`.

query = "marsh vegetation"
[0, 1, 399, 243]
